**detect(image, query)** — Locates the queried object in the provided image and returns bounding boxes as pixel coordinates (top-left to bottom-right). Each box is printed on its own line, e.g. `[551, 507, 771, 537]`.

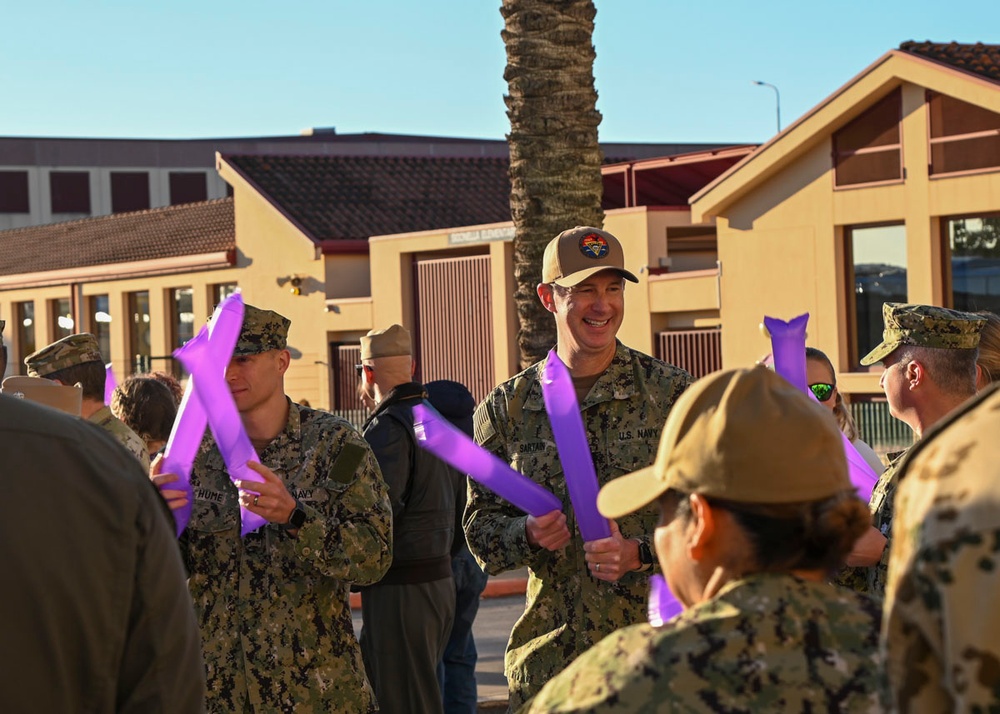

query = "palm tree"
[501, 0, 605, 368]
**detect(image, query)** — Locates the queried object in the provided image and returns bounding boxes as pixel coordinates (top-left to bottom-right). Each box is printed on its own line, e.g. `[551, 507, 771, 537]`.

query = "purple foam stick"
[160, 294, 243, 536]
[412, 403, 561, 517]
[648, 574, 683, 626]
[541, 349, 610, 542]
[104, 363, 118, 405]
[160, 377, 205, 536]
[763, 314, 810, 394]
[174, 294, 267, 537]
[766, 312, 881, 501]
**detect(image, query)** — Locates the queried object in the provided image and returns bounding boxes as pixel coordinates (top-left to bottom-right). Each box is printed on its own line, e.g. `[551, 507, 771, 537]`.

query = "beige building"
[3, 41, 997, 453]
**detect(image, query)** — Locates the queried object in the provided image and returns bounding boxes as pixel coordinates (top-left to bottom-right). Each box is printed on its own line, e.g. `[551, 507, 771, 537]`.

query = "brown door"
[413, 254, 495, 402]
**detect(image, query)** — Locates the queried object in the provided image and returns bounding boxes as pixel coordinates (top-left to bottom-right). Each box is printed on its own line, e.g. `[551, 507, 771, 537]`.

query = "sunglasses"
[355, 363, 366, 377]
[809, 382, 835, 402]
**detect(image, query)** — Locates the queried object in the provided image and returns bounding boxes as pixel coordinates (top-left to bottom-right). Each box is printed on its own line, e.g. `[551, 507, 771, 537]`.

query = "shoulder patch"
[473, 404, 497, 445]
[327, 441, 368, 484]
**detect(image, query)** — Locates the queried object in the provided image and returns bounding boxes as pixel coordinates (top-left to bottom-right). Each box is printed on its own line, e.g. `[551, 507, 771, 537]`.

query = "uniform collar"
[522, 340, 635, 411]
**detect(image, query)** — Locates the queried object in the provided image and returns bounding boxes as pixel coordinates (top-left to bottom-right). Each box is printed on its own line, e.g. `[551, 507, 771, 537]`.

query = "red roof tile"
[900, 41, 1000, 83]
[0, 198, 234, 276]
[223, 154, 513, 242]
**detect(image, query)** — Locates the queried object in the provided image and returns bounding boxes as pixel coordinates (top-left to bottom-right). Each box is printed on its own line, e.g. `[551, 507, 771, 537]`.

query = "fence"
[656, 328, 723, 379]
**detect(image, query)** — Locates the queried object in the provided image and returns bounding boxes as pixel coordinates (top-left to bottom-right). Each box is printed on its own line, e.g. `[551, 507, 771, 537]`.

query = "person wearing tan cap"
[464, 226, 693, 709]
[151, 303, 393, 713]
[24, 333, 149, 471]
[356, 324, 459, 714]
[523, 367, 881, 712]
[835, 302, 985, 599]
[1, 375, 83, 416]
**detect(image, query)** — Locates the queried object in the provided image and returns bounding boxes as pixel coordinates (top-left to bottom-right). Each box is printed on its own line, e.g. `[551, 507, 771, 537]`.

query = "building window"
[50, 298, 74, 342]
[928, 92, 1000, 176]
[128, 291, 151, 374]
[170, 288, 194, 378]
[110, 171, 151, 213]
[945, 215, 1000, 314]
[88, 295, 112, 362]
[50, 171, 91, 213]
[169, 172, 208, 205]
[15, 301, 36, 372]
[834, 89, 902, 187]
[847, 224, 908, 367]
[212, 283, 238, 307]
[0, 171, 30, 213]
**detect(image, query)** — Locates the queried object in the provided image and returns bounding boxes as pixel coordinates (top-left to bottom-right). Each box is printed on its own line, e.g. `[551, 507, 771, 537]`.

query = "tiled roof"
[0, 198, 234, 276]
[224, 154, 513, 242]
[900, 41, 1000, 83]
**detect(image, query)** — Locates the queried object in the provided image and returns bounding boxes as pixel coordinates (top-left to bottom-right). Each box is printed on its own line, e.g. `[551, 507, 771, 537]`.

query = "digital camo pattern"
[89, 404, 150, 472]
[24, 332, 103, 377]
[834, 450, 907, 598]
[465, 341, 692, 710]
[522, 573, 883, 713]
[181, 401, 392, 713]
[882, 383, 1000, 713]
[862, 302, 985, 365]
[232, 303, 290, 356]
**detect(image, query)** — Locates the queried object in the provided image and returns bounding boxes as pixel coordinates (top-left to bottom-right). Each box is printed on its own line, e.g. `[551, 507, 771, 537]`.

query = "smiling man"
[153, 303, 393, 713]
[464, 226, 693, 710]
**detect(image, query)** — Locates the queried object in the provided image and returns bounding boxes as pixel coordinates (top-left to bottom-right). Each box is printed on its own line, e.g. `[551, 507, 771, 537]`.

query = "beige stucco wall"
[707, 78, 1000, 397]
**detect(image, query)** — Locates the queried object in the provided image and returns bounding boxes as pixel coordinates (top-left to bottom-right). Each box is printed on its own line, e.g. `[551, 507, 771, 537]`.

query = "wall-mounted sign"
[448, 226, 515, 245]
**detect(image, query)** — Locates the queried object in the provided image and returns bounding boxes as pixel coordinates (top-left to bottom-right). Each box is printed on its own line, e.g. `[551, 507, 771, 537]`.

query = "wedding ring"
[595, 563, 600, 573]
[253, 495, 259, 507]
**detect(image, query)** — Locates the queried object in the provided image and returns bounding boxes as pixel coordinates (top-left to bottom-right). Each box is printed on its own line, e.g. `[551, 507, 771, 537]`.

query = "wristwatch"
[636, 539, 654, 571]
[282, 499, 307, 530]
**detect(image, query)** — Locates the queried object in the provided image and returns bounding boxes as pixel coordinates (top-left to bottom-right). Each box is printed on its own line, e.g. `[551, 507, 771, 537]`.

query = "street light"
[753, 80, 781, 133]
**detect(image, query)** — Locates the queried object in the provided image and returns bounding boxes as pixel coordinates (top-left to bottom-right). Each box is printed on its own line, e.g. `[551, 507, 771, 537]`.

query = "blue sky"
[2, 1, 996, 144]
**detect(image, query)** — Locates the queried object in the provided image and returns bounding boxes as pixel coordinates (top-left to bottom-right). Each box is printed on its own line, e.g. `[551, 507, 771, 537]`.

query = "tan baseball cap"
[360, 324, 412, 360]
[860, 302, 985, 366]
[2, 376, 83, 416]
[542, 226, 639, 287]
[597, 366, 850, 519]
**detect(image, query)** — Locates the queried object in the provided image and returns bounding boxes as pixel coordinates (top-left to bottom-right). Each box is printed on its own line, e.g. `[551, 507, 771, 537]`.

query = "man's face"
[879, 349, 911, 420]
[357, 363, 376, 409]
[540, 270, 625, 359]
[225, 349, 287, 414]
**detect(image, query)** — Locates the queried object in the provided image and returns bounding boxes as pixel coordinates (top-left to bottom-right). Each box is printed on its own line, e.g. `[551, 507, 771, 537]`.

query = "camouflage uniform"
[834, 449, 906, 598]
[466, 342, 692, 709]
[182, 400, 393, 712]
[24, 332, 149, 469]
[522, 573, 882, 713]
[89, 404, 151, 471]
[882, 383, 1000, 712]
[835, 303, 987, 601]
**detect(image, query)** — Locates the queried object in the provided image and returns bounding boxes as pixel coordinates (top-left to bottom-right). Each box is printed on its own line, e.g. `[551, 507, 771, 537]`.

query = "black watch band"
[282, 499, 307, 530]
[637, 539, 654, 569]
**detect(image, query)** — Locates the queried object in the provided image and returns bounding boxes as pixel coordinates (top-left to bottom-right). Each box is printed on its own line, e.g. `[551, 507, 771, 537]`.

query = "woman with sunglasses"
[806, 347, 885, 475]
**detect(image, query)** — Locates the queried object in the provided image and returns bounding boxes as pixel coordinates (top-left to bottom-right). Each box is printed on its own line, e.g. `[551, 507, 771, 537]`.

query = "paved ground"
[352, 570, 527, 710]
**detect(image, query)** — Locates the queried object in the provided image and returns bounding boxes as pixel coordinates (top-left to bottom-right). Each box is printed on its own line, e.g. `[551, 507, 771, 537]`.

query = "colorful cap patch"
[579, 233, 610, 259]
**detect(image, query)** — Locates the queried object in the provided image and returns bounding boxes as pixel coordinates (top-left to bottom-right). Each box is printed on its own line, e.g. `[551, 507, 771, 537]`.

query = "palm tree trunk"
[501, 0, 605, 368]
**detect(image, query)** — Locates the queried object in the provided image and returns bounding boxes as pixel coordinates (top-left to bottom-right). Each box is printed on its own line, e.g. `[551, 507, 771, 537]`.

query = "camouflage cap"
[598, 366, 850, 519]
[542, 226, 639, 287]
[25, 333, 103, 377]
[360, 324, 411, 360]
[860, 302, 986, 366]
[233, 304, 290, 356]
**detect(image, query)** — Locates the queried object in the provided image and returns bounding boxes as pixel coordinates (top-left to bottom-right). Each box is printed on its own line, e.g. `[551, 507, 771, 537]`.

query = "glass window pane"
[835, 149, 902, 186]
[851, 224, 908, 364]
[50, 298, 74, 341]
[948, 216, 1000, 313]
[172, 288, 194, 379]
[16, 301, 36, 371]
[212, 283, 238, 306]
[931, 135, 1000, 175]
[88, 295, 111, 362]
[128, 291, 151, 373]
